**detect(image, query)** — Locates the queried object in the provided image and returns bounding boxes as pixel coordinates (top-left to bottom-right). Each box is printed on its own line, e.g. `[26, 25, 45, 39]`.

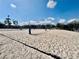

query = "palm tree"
[4, 15, 11, 27]
[13, 20, 18, 26]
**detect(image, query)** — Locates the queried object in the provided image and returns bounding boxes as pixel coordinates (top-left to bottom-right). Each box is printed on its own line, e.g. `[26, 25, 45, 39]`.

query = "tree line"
[0, 15, 79, 32]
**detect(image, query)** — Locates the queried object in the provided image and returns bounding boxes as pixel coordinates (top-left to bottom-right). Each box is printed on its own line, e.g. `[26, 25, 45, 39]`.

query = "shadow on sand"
[30, 33, 42, 36]
[30, 31, 46, 36]
[0, 33, 62, 59]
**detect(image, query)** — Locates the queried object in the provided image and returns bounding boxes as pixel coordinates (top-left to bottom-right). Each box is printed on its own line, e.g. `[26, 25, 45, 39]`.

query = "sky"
[0, 0, 79, 25]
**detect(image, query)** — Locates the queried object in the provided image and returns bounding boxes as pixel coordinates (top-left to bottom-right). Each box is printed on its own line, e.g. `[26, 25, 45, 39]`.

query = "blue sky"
[0, 0, 79, 24]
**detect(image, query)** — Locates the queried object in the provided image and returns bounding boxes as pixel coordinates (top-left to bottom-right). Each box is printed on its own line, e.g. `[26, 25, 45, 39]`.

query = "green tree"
[56, 23, 64, 29]
[13, 20, 18, 26]
[67, 20, 79, 31]
[4, 15, 11, 27]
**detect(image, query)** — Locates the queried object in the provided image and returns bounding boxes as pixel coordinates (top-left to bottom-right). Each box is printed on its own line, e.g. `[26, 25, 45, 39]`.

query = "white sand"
[0, 29, 79, 59]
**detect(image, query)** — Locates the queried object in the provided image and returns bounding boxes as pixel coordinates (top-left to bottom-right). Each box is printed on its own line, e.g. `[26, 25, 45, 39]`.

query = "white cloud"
[30, 20, 38, 25]
[67, 19, 76, 23]
[20, 20, 54, 25]
[44, 20, 52, 24]
[10, 3, 16, 8]
[39, 20, 56, 25]
[47, 0, 57, 8]
[19, 17, 56, 25]
[47, 17, 55, 21]
[19, 22, 29, 26]
[30, 20, 51, 25]
[58, 19, 66, 23]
